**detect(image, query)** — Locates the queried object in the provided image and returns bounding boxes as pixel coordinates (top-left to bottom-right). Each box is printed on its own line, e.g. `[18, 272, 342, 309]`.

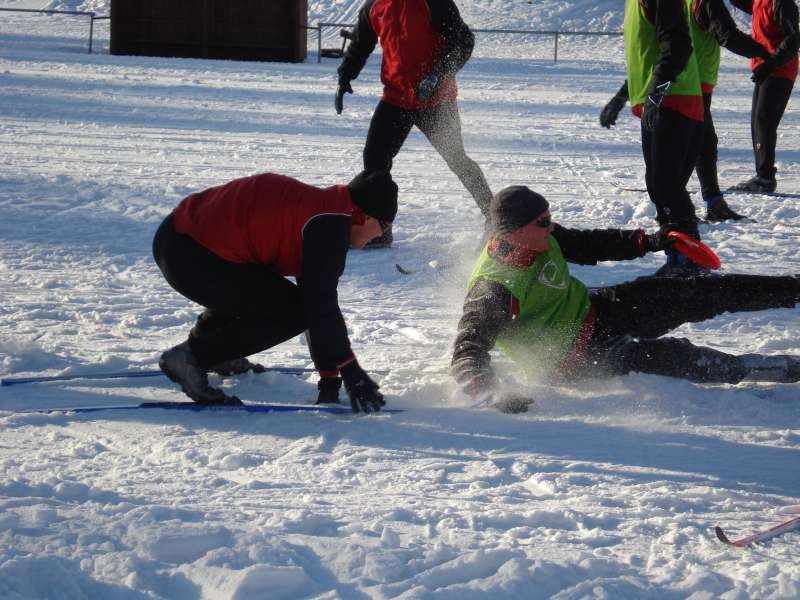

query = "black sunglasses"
[378, 219, 391, 233]
[534, 215, 552, 228]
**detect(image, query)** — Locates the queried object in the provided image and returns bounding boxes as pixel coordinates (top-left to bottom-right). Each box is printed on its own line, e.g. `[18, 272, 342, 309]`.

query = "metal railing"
[0, 7, 108, 53]
[316, 22, 622, 63]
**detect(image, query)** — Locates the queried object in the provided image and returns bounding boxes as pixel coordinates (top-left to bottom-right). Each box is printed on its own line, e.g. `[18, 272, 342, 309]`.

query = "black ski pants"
[363, 100, 493, 218]
[751, 76, 794, 180]
[152, 215, 305, 369]
[641, 108, 704, 227]
[587, 274, 798, 383]
[695, 92, 721, 201]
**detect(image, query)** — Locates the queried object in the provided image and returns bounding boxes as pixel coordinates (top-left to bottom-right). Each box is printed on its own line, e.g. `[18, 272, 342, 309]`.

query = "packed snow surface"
[1, 0, 799, 598]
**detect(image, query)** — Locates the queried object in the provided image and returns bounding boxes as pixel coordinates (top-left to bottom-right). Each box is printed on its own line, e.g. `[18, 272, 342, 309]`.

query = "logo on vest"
[538, 260, 567, 289]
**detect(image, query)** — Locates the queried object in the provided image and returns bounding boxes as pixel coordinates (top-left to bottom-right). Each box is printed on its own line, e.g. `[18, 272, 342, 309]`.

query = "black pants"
[641, 108, 704, 227]
[587, 274, 798, 383]
[695, 92, 721, 201]
[152, 215, 305, 369]
[363, 100, 493, 218]
[751, 76, 794, 180]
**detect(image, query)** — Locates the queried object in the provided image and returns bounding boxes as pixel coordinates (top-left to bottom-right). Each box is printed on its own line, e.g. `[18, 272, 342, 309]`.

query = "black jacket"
[451, 225, 647, 387]
[640, 0, 695, 84]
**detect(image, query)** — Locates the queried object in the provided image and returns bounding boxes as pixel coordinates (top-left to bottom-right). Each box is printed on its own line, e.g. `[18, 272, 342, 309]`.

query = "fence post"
[88, 14, 94, 54]
[554, 32, 558, 63]
[317, 24, 322, 63]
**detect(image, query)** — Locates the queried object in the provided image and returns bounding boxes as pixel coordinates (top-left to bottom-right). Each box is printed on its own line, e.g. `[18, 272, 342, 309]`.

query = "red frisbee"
[666, 231, 721, 270]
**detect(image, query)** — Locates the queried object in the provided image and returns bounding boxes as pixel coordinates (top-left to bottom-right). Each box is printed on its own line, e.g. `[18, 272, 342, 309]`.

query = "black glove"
[415, 73, 440, 102]
[316, 376, 342, 404]
[643, 228, 677, 253]
[751, 54, 777, 84]
[340, 361, 385, 413]
[600, 93, 627, 128]
[491, 393, 535, 414]
[641, 80, 671, 132]
[335, 79, 353, 115]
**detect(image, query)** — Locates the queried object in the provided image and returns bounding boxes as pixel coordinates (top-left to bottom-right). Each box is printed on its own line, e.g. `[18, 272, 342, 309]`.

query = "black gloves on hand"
[600, 93, 627, 128]
[462, 372, 534, 414]
[641, 80, 671, 132]
[752, 55, 777, 84]
[335, 79, 353, 115]
[340, 361, 385, 413]
[415, 73, 440, 102]
[316, 376, 342, 404]
[643, 228, 677, 253]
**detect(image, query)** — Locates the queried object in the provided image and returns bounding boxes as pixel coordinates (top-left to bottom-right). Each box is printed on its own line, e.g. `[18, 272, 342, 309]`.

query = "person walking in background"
[610, 0, 707, 275]
[152, 170, 397, 412]
[335, 0, 493, 247]
[451, 186, 800, 413]
[601, 0, 770, 222]
[729, 0, 799, 193]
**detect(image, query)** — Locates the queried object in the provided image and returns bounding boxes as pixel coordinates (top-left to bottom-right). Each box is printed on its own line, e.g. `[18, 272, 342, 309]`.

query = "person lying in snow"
[451, 186, 800, 413]
[152, 170, 397, 412]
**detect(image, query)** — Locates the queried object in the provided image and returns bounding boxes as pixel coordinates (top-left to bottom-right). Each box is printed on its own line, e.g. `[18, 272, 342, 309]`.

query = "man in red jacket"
[730, 0, 799, 192]
[335, 0, 492, 247]
[152, 170, 397, 412]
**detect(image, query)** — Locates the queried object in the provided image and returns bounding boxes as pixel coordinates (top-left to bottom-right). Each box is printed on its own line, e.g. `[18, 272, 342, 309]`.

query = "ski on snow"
[16, 401, 402, 415]
[1, 366, 321, 387]
[715, 515, 800, 547]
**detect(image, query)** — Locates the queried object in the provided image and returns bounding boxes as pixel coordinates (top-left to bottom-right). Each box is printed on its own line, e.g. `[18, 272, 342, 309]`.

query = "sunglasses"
[378, 219, 391, 233]
[534, 215, 552, 228]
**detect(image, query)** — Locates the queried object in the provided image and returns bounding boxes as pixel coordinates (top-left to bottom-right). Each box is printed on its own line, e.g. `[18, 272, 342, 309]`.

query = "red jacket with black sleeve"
[172, 173, 358, 374]
[731, 0, 800, 80]
[337, 0, 474, 109]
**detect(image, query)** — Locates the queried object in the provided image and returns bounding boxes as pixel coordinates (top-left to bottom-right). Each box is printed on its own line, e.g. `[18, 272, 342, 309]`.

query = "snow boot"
[210, 357, 265, 376]
[704, 196, 745, 222]
[652, 252, 710, 278]
[729, 175, 776, 193]
[159, 342, 242, 405]
[740, 354, 800, 383]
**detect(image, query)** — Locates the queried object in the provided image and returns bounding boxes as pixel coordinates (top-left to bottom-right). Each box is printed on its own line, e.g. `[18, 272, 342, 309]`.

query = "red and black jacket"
[172, 173, 358, 374]
[731, 0, 800, 80]
[337, 0, 474, 109]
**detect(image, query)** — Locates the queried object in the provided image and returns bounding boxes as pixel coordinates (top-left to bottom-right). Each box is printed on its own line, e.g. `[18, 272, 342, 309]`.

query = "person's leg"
[596, 335, 800, 384]
[416, 101, 493, 220]
[753, 76, 794, 181]
[590, 273, 798, 340]
[643, 108, 703, 228]
[153, 215, 305, 369]
[696, 92, 721, 201]
[362, 100, 415, 172]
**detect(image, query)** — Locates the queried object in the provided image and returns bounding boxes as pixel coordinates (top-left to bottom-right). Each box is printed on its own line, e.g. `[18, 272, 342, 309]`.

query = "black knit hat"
[347, 170, 398, 223]
[490, 186, 549, 233]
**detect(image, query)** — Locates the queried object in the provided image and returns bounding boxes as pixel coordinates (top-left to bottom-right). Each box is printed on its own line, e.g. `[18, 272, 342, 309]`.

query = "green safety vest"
[467, 237, 591, 379]
[686, 0, 721, 86]
[624, 0, 702, 105]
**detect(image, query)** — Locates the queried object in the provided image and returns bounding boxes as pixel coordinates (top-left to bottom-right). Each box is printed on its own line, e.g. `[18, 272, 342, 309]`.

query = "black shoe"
[741, 354, 800, 383]
[363, 225, 393, 249]
[159, 342, 242, 405]
[704, 197, 746, 222]
[729, 176, 776, 193]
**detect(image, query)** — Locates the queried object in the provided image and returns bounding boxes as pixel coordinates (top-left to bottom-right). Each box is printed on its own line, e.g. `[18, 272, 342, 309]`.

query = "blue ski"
[1, 367, 318, 387]
[19, 401, 402, 415]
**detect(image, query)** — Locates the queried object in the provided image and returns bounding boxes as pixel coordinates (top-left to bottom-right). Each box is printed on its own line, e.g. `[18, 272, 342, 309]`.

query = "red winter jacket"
[338, 0, 474, 110]
[732, 0, 800, 80]
[172, 173, 358, 373]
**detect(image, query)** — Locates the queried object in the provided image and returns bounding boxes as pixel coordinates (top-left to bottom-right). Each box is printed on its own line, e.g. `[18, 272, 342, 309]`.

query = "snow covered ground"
[1, 1, 799, 598]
